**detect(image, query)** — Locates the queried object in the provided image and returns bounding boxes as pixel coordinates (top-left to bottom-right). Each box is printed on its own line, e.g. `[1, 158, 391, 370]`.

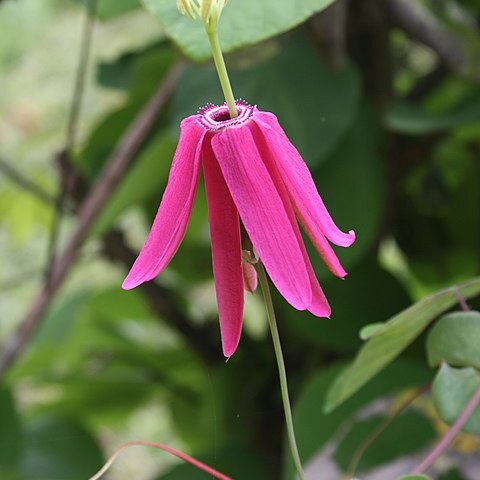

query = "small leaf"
[432, 364, 480, 434]
[426, 311, 480, 370]
[324, 277, 480, 413]
[142, 0, 339, 61]
[359, 322, 388, 340]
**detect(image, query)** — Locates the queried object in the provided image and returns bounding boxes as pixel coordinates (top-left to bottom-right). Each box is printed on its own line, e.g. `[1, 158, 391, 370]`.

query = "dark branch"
[386, 0, 470, 75]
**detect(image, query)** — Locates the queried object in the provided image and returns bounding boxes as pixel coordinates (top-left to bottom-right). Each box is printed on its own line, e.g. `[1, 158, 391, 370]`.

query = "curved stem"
[256, 262, 305, 480]
[413, 383, 480, 474]
[206, 29, 238, 118]
[88, 441, 232, 480]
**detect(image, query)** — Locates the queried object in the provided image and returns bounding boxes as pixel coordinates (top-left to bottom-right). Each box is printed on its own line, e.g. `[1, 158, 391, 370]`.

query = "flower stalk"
[257, 261, 305, 480]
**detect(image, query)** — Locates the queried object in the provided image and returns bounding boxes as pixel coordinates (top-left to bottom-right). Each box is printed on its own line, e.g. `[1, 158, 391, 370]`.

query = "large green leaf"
[0, 387, 22, 479]
[77, 0, 140, 20]
[21, 416, 103, 480]
[432, 364, 480, 434]
[286, 361, 431, 479]
[324, 277, 480, 413]
[173, 39, 360, 167]
[142, 0, 338, 61]
[427, 311, 480, 370]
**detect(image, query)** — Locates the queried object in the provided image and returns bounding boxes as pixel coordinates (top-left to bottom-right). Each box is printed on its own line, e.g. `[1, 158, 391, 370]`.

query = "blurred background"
[0, 0, 479, 479]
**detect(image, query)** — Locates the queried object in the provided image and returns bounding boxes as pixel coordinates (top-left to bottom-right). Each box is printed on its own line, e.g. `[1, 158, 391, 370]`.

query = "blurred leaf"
[21, 416, 103, 480]
[0, 387, 21, 478]
[427, 311, 480, 369]
[360, 323, 388, 341]
[385, 94, 480, 135]
[324, 277, 480, 413]
[286, 361, 431, 479]
[312, 105, 385, 270]
[142, 0, 338, 61]
[173, 39, 360, 166]
[432, 364, 480, 434]
[156, 447, 266, 479]
[286, 254, 410, 352]
[77, 0, 140, 20]
[90, 132, 176, 236]
[334, 412, 435, 472]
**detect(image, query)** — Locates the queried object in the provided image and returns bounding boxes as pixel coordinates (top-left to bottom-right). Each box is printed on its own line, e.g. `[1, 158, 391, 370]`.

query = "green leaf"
[334, 412, 435, 472]
[384, 93, 480, 135]
[432, 364, 480, 434]
[0, 387, 22, 478]
[173, 39, 360, 166]
[142, 0, 338, 61]
[360, 323, 388, 341]
[324, 277, 480, 413]
[427, 311, 480, 369]
[286, 361, 431, 479]
[21, 416, 103, 480]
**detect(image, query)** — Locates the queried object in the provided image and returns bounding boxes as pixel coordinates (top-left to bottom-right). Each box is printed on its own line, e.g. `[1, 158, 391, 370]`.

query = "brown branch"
[386, 0, 470, 75]
[0, 61, 185, 376]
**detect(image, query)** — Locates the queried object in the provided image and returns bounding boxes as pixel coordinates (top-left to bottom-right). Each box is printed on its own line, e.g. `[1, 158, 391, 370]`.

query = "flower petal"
[203, 140, 244, 358]
[251, 122, 331, 317]
[122, 116, 205, 290]
[212, 127, 311, 310]
[254, 112, 356, 248]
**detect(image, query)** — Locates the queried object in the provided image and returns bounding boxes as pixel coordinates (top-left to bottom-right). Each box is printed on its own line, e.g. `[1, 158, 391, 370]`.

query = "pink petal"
[122, 116, 205, 290]
[254, 112, 356, 249]
[211, 127, 311, 310]
[203, 140, 244, 358]
[251, 123, 331, 317]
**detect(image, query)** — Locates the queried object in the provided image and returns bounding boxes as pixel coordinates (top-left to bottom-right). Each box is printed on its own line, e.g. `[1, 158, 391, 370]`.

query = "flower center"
[198, 100, 256, 132]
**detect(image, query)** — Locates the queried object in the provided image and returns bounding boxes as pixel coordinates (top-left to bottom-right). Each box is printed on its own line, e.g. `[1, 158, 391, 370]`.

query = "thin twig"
[413, 384, 480, 474]
[0, 61, 185, 376]
[0, 157, 55, 205]
[347, 385, 430, 478]
[88, 441, 233, 480]
[386, 0, 470, 75]
[45, 0, 98, 284]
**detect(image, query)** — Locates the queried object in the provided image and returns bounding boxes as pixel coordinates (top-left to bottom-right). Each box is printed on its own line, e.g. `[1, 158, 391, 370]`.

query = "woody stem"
[256, 261, 305, 480]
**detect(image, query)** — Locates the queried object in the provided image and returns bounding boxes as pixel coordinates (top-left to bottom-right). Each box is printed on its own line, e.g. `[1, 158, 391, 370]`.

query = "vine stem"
[88, 441, 232, 480]
[412, 383, 480, 474]
[206, 28, 238, 118]
[256, 262, 305, 480]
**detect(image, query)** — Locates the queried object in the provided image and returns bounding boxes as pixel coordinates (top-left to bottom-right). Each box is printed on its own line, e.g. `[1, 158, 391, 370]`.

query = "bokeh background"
[1, 0, 480, 479]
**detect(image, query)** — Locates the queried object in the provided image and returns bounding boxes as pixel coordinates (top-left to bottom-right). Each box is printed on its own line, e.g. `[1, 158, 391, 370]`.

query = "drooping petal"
[123, 116, 205, 290]
[254, 112, 356, 249]
[251, 122, 331, 317]
[203, 140, 244, 358]
[212, 127, 311, 310]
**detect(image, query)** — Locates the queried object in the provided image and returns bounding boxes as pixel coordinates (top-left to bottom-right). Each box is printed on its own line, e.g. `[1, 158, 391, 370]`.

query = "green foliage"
[427, 311, 480, 369]
[324, 277, 480, 412]
[432, 363, 480, 434]
[0, 388, 21, 478]
[142, 0, 338, 60]
[21, 416, 103, 480]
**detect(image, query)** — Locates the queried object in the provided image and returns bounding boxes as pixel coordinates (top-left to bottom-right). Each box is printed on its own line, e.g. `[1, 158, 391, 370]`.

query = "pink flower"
[123, 100, 355, 357]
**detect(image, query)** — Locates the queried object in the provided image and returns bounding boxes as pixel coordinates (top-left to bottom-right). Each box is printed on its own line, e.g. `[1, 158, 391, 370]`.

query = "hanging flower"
[123, 100, 355, 357]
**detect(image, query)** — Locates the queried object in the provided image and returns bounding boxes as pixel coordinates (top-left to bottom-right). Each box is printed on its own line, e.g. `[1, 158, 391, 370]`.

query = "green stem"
[256, 262, 305, 480]
[206, 29, 238, 118]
